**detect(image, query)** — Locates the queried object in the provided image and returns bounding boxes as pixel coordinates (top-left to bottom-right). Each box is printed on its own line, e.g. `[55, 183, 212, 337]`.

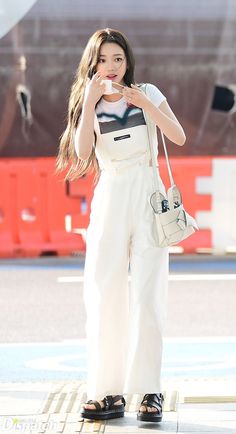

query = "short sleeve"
[146, 83, 167, 107]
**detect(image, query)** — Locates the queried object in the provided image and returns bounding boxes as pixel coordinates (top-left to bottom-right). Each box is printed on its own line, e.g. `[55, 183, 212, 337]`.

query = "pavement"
[0, 254, 236, 432]
[1, 378, 236, 433]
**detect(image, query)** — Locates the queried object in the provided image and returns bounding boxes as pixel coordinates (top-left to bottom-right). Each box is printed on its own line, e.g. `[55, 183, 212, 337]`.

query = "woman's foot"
[140, 401, 157, 412]
[83, 395, 122, 410]
[137, 393, 164, 422]
[81, 395, 126, 420]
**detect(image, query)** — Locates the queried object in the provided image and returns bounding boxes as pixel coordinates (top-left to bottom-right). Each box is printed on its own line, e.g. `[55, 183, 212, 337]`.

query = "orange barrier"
[0, 158, 91, 257]
[0, 156, 212, 257]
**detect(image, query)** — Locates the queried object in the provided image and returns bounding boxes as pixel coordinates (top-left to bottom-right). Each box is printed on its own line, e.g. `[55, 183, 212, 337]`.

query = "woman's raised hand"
[84, 72, 106, 105]
[122, 84, 149, 109]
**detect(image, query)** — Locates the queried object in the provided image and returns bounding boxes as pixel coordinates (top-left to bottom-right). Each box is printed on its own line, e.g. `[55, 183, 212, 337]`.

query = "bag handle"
[142, 84, 175, 186]
[159, 130, 175, 187]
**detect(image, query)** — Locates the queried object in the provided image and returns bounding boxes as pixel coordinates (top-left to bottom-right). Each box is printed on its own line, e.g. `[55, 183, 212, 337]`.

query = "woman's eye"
[97, 57, 124, 64]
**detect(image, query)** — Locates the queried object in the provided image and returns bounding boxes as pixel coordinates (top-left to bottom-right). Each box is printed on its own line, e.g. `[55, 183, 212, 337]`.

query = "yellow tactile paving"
[40, 381, 178, 416]
[163, 377, 236, 404]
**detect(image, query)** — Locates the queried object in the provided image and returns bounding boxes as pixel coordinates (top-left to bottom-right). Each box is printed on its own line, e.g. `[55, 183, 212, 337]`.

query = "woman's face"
[96, 42, 127, 85]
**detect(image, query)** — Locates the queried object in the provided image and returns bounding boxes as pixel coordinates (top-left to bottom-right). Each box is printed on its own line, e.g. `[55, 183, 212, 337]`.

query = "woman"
[56, 27, 186, 423]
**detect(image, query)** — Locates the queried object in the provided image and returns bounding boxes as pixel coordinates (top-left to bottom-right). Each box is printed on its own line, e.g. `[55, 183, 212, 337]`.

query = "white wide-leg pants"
[83, 164, 169, 401]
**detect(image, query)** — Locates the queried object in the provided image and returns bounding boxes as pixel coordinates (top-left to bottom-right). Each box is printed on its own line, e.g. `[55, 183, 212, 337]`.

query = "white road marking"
[0, 337, 236, 346]
[57, 274, 236, 283]
[0, 339, 86, 347]
[58, 276, 84, 282]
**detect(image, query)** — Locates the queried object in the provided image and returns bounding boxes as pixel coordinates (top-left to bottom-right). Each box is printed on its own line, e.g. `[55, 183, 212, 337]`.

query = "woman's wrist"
[142, 97, 154, 112]
[83, 97, 96, 111]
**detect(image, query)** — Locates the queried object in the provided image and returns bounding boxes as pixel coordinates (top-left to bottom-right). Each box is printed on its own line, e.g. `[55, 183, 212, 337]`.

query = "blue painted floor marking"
[0, 339, 235, 382]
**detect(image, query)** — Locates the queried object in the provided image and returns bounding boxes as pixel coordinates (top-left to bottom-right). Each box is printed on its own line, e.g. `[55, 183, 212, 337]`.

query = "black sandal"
[137, 393, 164, 422]
[80, 395, 126, 420]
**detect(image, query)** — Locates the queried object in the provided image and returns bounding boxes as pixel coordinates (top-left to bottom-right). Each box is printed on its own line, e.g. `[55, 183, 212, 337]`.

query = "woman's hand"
[122, 84, 149, 109]
[84, 72, 106, 106]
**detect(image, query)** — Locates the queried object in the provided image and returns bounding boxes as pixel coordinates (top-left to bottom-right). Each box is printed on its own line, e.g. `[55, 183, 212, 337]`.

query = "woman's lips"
[106, 75, 117, 80]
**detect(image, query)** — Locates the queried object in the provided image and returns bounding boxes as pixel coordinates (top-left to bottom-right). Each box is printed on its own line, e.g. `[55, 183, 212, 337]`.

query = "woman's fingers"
[123, 84, 141, 95]
[122, 87, 133, 100]
[96, 73, 106, 83]
[96, 75, 106, 93]
[112, 82, 125, 93]
[131, 83, 141, 91]
[89, 72, 105, 88]
[122, 85, 146, 108]
[93, 71, 100, 78]
[123, 87, 135, 96]
[89, 71, 102, 82]
[85, 71, 106, 102]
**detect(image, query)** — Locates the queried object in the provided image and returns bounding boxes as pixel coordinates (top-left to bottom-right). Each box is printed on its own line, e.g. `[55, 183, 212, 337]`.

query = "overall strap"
[94, 113, 116, 173]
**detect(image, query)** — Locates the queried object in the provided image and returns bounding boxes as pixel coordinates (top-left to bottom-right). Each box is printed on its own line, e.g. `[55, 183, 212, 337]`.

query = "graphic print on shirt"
[95, 97, 150, 163]
[97, 105, 146, 136]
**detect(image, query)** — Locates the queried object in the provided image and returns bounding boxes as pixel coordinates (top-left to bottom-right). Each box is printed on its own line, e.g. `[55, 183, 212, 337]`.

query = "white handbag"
[143, 89, 199, 247]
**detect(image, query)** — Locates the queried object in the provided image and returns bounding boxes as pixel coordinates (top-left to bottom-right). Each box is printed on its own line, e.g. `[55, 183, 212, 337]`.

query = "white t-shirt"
[93, 83, 167, 170]
[95, 83, 166, 127]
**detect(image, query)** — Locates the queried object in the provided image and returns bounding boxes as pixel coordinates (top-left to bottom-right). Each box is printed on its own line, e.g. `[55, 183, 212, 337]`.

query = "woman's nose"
[107, 61, 117, 71]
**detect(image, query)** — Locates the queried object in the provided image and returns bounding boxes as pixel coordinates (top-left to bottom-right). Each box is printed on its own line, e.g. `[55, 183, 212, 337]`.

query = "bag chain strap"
[143, 84, 175, 190]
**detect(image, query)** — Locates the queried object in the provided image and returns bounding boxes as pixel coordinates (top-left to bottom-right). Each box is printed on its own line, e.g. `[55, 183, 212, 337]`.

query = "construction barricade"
[1, 155, 235, 257]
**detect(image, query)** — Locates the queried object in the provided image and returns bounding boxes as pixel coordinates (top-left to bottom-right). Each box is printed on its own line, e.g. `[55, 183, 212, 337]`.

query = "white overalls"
[83, 83, 169, 401]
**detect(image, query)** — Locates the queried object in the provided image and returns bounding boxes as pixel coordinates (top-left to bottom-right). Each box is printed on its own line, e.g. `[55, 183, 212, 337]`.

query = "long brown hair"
[56, 28, 136, 181]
